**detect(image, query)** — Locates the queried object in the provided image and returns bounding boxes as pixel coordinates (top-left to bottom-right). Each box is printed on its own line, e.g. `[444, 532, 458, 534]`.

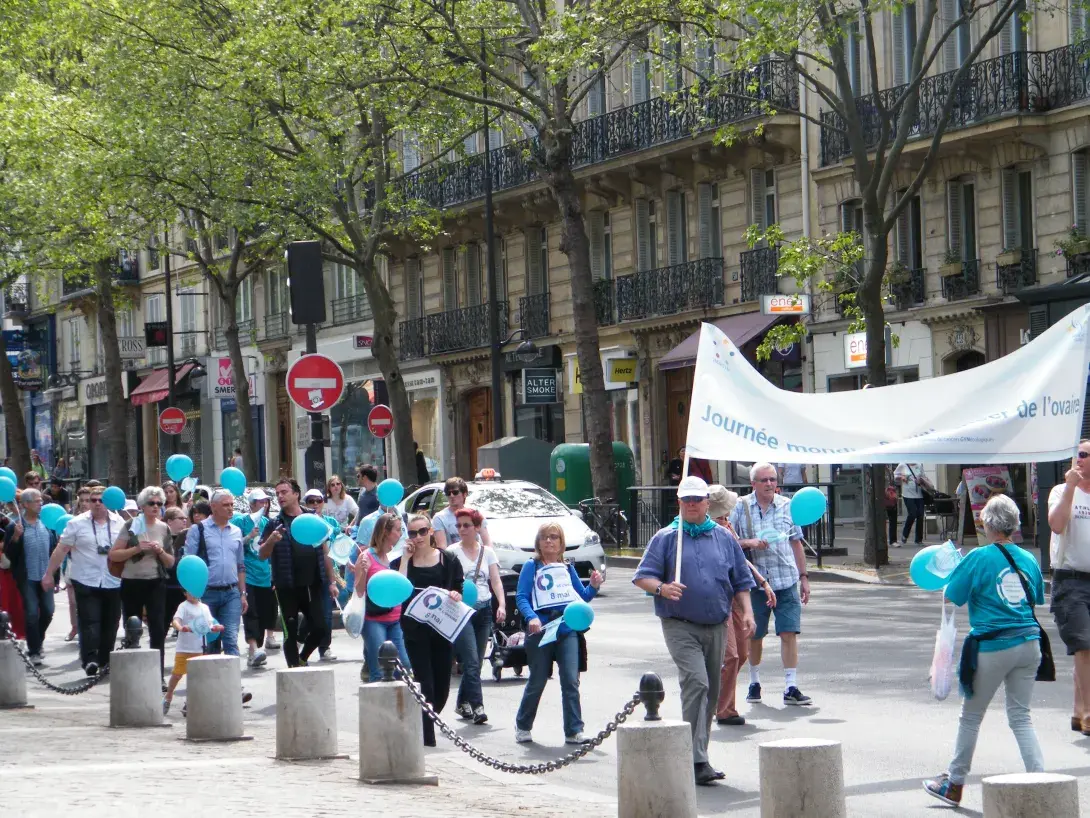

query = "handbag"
[994, 544, 1055, 682]
[905, 464, 935, 504]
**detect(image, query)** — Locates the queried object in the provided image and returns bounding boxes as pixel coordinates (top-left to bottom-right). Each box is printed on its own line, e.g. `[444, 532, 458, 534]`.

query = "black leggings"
[120, 578, 166, 677]
[404, 624, 454, 746]
[902, 497, 925, 544]
[72, 581, 121, 670]
[276, 584, 327, 668]
[886, 505, 898, 547]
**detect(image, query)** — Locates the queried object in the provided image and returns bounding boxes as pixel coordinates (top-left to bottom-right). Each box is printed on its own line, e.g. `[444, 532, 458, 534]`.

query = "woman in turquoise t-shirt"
[236, 489, 275, 666]
[924, 494, 1045, 808]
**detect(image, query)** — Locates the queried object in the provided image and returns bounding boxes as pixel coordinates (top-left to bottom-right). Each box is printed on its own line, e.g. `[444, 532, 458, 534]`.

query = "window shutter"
[1001, 168, 1019, 250]
[896, 209, 910, 264]
[1028, 304, 1049, 340]
[406, 260, 421, 318]
[589, 211, 606, 280]
[947, 181, 963, 255]
[588, 76, 605, 117]
[403, 134, 420, 172]
[698, 183, 714, 259]
[666, 191, 685, 265]
[1071, 1, 1087, 43]
[464, 133, 478, 155]
[696, 40, 714, 78]
[999, 14, 1014, 54]
[466, 244, 482, 306]
[750, 169, 767, 230]
[941, 0, 958, 69]
[635, 199, 651, 272]
[892, 9, 906, 85]
[488, 127, 503, 151]
[631, 53, 648, 103]
[1074, 152, 1088, 235]
[525, 228, 543, 295]
[442, 247, 457, 310]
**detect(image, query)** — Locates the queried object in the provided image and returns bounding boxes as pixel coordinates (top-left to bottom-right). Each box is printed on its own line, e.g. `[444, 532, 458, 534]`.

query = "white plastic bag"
[930, 598, 957, 701]
[341, 592, 364, 639]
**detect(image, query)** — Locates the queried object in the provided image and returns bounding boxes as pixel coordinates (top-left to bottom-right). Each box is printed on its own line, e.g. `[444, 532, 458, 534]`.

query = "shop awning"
[130, 363, 195, 406]
[657, 312, 781, 371]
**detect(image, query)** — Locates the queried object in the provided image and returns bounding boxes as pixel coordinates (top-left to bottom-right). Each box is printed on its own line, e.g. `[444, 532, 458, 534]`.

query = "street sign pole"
[163, 226, 177, 456]
[303, 323, 327, 491]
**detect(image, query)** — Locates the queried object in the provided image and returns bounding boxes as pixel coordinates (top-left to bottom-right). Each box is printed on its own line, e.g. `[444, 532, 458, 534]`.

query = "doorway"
[665, 368, 693, 481]
[466, 387, 493, 476]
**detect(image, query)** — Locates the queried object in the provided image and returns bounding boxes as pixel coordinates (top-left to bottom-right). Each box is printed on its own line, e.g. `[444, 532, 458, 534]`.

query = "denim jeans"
[363, 618, 411, 681]
[202, 586, 242, 657]
[455, 606, 492, 709]
[902, 497, 925, 543]
[516, 630, 583, 737]
[948, 639, 1045, 784]
[21, 578, 54, 656]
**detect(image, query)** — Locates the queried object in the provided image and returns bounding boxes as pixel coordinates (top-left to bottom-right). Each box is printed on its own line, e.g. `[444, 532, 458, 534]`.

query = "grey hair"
[136, 486, 166, 508]
[210, 489, 235, 504]
[980, 494, 1021, 536]
[20, 488, 41, 505]
[749, 462, 777, 482]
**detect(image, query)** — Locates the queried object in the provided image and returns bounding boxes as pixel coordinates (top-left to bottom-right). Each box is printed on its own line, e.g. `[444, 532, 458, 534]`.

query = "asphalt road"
[19, 570, 1090, 816]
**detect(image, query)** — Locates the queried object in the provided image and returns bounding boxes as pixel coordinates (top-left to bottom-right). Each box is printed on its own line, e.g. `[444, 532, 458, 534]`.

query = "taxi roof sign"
[475, 468, 501, 481]
[760, 293, 811, 316]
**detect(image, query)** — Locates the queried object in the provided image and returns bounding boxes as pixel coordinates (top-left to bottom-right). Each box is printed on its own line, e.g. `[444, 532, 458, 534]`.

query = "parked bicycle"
[577, 497, 629, 548]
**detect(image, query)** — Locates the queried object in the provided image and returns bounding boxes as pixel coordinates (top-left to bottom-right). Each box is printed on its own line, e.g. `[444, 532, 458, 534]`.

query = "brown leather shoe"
[1074, 716, 1083, 732]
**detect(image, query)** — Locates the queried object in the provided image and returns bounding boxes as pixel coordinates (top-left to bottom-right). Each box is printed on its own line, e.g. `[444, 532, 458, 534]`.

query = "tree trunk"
[0, 328, 31, 477]
[859, 247, 890, 567]
[543, 145, 618, 504]
[94, 259, 130, 491]
[222, 285, 258, 482]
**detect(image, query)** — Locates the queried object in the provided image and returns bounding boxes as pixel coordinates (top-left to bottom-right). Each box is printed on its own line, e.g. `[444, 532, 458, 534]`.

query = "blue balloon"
[910, 542, 963, 591]
[0, 477, 15, 503]
[165, 454, 194, 483]
[176, 554, 209, 598]
[461, 579, 479, 608]
[220, 467, 246, 496]
[40, 503, 66, 530]
[367, 569, 413, 608]
[0, 467, 16, 485]
[102, 486, 126, 512]
[562, 600, 595, 632]
[291, 513, 331, 546]
[789, 486, 827, 527]
[376, 478, 404, 508]
[52, 513, 74, 535]
[205, 618, 222, 643]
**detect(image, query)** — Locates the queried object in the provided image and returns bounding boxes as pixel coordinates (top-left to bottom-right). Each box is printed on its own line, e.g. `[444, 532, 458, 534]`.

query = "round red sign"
[367, 404, 394, 439]
[159, 406, 187, 436]
[286, 354, 346, 414]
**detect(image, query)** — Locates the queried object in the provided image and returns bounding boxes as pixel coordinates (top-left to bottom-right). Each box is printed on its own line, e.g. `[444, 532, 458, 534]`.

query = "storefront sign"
[209, 357, 257, 401]
[119, 336, 146, 360]
[523, 369, 559, 404]
[14, 349, 46, 391]
[82, 374, 131, 406]
[503, 344, 561, 372]
[145, 321, 169, 347]
[962, 467, 1021, 543]
[402, 371, 440, 391]
[567, 348, 636, 394]
[685, 308, 1090, 464]
[609, 359, 638, 383]
[843, 327, 893, 370]
[761, 294, 811, 316]
[354, 335, 374, 350]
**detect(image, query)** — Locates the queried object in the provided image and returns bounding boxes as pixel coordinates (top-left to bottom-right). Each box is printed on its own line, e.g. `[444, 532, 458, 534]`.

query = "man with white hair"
[3, 489, 55, 666]
[184, 488, 247, 658]
[729, 462, 811, 707]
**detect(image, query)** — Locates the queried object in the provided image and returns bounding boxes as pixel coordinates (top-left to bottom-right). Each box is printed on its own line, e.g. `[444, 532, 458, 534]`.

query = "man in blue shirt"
[3, 489, 55, 666]
[633, 476, 755, 786]
[184, 489, 247, 658]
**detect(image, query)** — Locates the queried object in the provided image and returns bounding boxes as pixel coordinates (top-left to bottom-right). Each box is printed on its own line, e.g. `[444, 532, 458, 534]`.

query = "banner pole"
[674, 453, 690, 584]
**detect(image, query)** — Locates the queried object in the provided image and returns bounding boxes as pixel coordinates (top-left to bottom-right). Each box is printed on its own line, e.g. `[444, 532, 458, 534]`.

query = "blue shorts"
[751, 583, 801, 640]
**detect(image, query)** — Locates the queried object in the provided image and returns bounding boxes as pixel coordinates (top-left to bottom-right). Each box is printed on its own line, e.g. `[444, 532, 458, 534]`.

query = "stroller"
[487, 569, 528, 681]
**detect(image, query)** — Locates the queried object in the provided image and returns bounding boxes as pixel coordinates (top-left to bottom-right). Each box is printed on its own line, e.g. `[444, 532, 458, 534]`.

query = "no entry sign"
[367, 404, 394, 438]
[286, 354, 345, 413]
[158, 406, 187, 436]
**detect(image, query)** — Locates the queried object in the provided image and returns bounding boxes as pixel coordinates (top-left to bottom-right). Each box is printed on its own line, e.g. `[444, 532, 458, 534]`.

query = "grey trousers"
[661, 617, 725, 765]
[948, 639, 1045, 784]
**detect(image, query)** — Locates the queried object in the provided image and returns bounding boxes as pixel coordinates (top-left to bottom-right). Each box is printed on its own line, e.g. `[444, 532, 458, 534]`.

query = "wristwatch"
[654, 582, 664, 596]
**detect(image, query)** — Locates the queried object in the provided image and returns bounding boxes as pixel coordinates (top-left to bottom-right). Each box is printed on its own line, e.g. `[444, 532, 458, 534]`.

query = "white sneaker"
[515, 729, 533, 743]
[29, 653, 43, 667]
[251, 649, 267, 668]
[264, 636, 280, 650]
[565, 732, 591, 744]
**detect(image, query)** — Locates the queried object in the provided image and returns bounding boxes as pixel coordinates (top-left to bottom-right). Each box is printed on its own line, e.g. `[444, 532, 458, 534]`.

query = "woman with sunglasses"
[351, 512, 412, 681]
[325, 475, 358, 532]
[449, 506, 505, 725]
[108, 486, 175, 679]
[432, 477, 493, 550]
[391, 514, 464, 746]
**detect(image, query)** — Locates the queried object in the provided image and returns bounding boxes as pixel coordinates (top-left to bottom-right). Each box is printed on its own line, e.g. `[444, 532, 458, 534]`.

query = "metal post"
[163, 228, 178, 456]
[378, 640, 398, 682]
[638, 672, 664, 720]
[483, 36, 503, 442]
[303, 324, 326, 490]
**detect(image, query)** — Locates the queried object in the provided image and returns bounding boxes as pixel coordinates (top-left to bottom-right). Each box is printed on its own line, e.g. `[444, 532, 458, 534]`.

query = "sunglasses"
[447, 489, 463, 496]
[89, 498, 104, 504]
[679, 496, 706, 503]
[145, 501, 163, 507]
[456, 521, 475, 529]
[1079, 452, 1089, 460]
[541, 533, 562, 541]
[305, 498, 322, 505]
[408, 527, 430, 537]
[756, 477, 778, 483]
[329, 482, 341, 487]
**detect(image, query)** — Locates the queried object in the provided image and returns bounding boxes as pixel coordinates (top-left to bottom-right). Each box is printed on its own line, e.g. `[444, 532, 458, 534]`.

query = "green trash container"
[550, 442, 635, 507]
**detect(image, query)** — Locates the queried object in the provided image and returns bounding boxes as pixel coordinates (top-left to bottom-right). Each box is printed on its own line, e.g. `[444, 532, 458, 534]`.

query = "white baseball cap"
[303, 488, 325, 501]
[677, 475, 710, 500]
[249, 488, 269, 502]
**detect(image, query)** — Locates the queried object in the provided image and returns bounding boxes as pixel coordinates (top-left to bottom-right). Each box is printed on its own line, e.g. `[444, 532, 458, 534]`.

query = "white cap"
[677, 475, 710, 499]
[124, 498, 139, 511]
[249, 488, 269, 502]
[304, 488, 324, 501]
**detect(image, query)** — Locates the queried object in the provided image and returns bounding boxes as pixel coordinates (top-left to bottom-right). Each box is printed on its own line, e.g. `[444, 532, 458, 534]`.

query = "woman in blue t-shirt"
[924, 494, 1045, 808]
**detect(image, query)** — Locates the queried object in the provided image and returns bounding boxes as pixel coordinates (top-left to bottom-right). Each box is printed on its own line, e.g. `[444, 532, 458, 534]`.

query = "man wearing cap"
[633, 475, 756, 786]
[236, 489, 275, 667]
[729, 462, 811, 707]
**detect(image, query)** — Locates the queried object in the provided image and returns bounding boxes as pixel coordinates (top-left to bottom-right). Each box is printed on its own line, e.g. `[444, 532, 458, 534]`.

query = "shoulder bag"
[994, 544, 1055, 682]
[905, 464, 935, 504]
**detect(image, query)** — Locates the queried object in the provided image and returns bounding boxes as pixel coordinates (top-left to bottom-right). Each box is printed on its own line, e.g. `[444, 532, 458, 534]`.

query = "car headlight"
[584, 532, 600, 546]
[492, 541, 517, 551]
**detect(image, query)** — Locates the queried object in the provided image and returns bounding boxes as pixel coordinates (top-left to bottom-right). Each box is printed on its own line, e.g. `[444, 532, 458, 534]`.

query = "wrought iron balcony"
[518, 292, 551, 339]
[214, 319, 255, 350]
[399, 317, 426, 360]
[331, 293, 372, 326]
[4, 282, 28, 317]
[1067, 252, 1090, 278]
[593, 278, 617, 326]
[740, 247, 778, 302]
[941, 259, 981, 301]
[996, 249, 1037, 294]
[890, 267, 926, 311]
[61, 273, 94, 299]
[264, 312, 290, 340]
[426, 302, 508, 355]
[821, 43, 1090, 166]
[393, 60, 798, 210]
[615, 258, 725, 322]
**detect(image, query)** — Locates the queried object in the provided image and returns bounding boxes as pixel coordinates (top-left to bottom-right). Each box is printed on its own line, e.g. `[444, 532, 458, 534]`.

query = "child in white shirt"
[163, 592, 223, 715]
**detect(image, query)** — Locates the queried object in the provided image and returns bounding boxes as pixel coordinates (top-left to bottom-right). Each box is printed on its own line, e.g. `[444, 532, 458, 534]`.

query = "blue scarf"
[669, 515, 718, 538]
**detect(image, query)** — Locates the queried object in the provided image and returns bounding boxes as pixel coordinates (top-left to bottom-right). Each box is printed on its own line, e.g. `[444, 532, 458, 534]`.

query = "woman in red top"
[0, 510, 26, 639]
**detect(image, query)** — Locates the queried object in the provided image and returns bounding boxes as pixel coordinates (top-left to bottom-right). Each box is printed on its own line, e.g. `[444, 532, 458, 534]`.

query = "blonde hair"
[369, 512, 402, 555]
[533, 522, 566, 561]
[326, 474, 346, 501]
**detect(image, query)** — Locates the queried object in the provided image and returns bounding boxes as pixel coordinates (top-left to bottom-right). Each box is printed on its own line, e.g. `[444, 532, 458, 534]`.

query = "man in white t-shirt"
[776, 463, 807, 488]
[1048, 439, 1090, 735]
[894, 462, 932, 546]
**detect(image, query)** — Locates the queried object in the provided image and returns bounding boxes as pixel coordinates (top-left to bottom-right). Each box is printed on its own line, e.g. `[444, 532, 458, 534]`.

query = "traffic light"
[285, 240, 327, 325]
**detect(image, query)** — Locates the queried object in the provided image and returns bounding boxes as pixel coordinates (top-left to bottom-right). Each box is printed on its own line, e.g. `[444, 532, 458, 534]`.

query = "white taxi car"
[398, 472, 607, 580]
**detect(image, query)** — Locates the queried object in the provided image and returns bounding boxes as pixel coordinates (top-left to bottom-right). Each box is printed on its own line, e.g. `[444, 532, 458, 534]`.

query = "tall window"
[403, 133, 420, 172]
[405, 258, 424, 319]
[1001, 167, 1033, 251]
[589, 210, 614, 280]
[666, 190, 687, 265]
[841, 199, 866, 282]
[664, 23, 683, 92]
[465, 243, 483, 306]
[334, 262, 359, 299]
[635, 199, 659, 271]
[66, 318, 80, 370]
[148, 234, 160, 272]
[631, 50, 652, 103]
[266, 265, 289, 315]
[695, 38, 716, 80]
[947, 176, 977, 262]
[697, 182, 723, 259]
[749, 169, 777, 242]
[894, 190, 924, 270]
[1072, 0, 1088, 43]
[179, 287, 197, 356]
[942, 0, 973, 69]
[117, 308, 135, 340]
[146, 294, 165, 365]
[525, 227, 548, 295]
[892, 2, 918, 85]
[588, 74, 607, 118]
[235, 277, 254, 323]
[1073, 150, 1090, 236]
[845, 20, 863, 94]
[999, 0, 1028, 54]
[442, 247, 457, 310]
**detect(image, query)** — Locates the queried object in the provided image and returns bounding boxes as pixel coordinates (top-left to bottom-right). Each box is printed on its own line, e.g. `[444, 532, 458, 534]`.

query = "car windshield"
[467, 487, 570, 518]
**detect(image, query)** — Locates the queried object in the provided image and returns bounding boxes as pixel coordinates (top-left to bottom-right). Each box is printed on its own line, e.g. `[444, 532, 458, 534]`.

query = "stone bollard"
[186, 655, 249, 742]
[358, 641, 437, 785]
[617, 672, 697, 818]
[759, 738, 846, 818]
[109, 648, 163, 727]
[0, 631, 29, 709]
[983, 773, 1079, 818]
[276, 667, 340, 760]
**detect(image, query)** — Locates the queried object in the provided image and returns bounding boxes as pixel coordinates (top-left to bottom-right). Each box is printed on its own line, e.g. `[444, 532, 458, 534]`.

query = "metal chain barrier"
[0, 609, 114, 695]
[393, 656, 642, 774]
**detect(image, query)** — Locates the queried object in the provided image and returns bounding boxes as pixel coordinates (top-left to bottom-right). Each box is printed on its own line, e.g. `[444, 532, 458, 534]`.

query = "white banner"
[403, 586, 475, 642]
[531, 563, 579, 610]
[685, 305, 1090, 465]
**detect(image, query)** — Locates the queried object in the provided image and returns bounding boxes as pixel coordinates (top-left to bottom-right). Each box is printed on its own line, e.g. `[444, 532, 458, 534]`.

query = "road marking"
[0, 757, 266, 778]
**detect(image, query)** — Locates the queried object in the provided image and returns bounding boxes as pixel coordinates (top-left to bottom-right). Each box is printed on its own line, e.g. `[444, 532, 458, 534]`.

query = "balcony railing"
[264, 312, 289, 340]
[4, 283, 28, 317]
[518, 292, 551, 339]
[941, 259, 981, 301]
[740, 247, 778, 302]
[394, 60, 798, 210]
[1068, 252, 1090, 278]
[821, 43, 1090, 166]
[890, 267, 926, 310]
[214, 320, 255, 350]
[62, 274, 94, 298]
[399, 317, 426, 360]
[331, 293, 372, 326]
[426, 302, 509, 355]
[615, 258, 725, 322]
[996, 249, 1037, 294]
[593, 279, 617, 326]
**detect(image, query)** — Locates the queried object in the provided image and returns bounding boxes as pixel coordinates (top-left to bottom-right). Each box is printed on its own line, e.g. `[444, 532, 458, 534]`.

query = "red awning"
[130, 363, 195, 406]
[657, 312, 782, 371]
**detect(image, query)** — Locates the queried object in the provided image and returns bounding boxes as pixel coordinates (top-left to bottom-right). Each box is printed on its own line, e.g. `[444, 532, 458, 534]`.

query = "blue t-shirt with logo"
[233, 513, 272, 588]
[944, 543, 1044, 652]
